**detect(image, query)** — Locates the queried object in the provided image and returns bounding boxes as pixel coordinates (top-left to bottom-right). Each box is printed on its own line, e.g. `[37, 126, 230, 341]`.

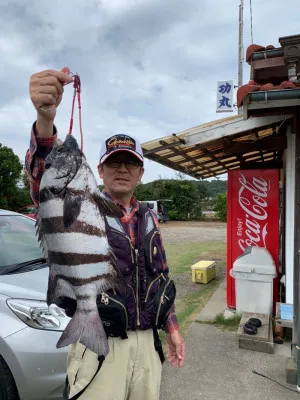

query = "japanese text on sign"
[216, 80, 234, 113]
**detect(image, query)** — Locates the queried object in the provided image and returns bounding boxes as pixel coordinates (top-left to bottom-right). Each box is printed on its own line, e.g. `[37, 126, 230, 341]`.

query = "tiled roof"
[237, 80, 298, 108]
[237, 42, 300, 108]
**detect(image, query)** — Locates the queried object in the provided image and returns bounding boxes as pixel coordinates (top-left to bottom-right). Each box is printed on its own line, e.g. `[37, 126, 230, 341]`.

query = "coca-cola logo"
[237, 173, 269, 252]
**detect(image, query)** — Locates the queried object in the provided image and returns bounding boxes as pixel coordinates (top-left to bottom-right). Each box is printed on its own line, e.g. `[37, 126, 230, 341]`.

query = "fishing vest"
[104, 204, 166, 331]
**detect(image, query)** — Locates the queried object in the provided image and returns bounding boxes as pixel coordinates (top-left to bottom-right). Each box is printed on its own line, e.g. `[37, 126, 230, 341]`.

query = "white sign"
[216, 80, 234, 113]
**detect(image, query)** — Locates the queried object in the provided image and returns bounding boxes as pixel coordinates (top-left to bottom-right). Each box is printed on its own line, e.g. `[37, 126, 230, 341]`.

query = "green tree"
[134, 181, 153, 200]
[0, 144, 23, 209]
[202, 179, 227, 197]
[0, 144, 31, 210]
[134, 179, 208, 221]
[214, 193, 227, 222]
[21, 168, 30, 190]
[13, 186, 32, 210]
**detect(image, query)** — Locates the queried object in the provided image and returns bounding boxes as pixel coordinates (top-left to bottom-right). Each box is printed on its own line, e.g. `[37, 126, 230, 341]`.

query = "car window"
[0, 215, 44, 268]
[20, 207, 36, 214]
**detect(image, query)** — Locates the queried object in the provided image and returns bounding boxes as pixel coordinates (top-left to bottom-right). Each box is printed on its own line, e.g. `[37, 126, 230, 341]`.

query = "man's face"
[98, 151, 144, 198]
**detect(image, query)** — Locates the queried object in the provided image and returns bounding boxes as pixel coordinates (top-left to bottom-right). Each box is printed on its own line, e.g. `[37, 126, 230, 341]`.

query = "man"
[25, 69, 185, 400]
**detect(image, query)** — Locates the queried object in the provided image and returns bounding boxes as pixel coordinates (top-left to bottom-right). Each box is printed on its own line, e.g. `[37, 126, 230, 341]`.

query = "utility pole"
[238, 0, 244, 115]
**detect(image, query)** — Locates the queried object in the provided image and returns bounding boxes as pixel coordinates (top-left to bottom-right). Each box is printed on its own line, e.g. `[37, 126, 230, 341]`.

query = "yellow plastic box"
[191, 260, 216, 284]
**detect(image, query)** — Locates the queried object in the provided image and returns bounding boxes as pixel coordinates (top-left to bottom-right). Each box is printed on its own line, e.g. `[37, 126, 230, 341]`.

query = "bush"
[134, 179, 207, 221]
[0, 144, 31, 211]
[214, 193, 227, 222]
[133, 178, 228, 221]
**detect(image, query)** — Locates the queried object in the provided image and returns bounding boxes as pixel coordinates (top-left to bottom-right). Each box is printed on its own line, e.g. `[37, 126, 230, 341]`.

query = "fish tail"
[56, 308, 109, 356]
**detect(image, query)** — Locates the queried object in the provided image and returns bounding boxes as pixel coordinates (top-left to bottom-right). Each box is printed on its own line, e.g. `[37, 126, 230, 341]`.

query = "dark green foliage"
[98, 176, 227, 221]
[134, 179, 224, 221]
[214, 193, 227, 222]
[202, 179, 227, 197]
[0, 143, 31, 211]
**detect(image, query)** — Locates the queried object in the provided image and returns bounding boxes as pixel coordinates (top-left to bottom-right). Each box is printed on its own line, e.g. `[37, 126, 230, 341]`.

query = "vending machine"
[227, 169, 280, 310]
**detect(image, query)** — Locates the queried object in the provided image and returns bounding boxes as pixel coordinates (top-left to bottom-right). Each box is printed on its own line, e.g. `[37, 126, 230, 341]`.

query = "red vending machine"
[227, 169, 280, 310]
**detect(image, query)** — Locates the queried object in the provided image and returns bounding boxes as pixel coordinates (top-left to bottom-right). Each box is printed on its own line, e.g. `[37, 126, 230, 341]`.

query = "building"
[141, 33, 300, 386]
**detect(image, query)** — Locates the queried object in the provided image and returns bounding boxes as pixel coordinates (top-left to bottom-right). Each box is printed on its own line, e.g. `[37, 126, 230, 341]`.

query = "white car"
[0, 209, 70, 400]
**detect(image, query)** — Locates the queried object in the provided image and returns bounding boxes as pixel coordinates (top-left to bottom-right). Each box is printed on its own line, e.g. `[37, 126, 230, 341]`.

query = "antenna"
[238, 0, 244, 115]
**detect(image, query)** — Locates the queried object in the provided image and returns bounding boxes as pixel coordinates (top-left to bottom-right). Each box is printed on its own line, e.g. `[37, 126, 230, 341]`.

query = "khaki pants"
[67, 330, 162, 400]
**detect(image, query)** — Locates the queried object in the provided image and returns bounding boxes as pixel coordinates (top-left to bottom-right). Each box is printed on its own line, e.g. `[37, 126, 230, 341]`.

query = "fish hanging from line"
[36, 134, 124, 356]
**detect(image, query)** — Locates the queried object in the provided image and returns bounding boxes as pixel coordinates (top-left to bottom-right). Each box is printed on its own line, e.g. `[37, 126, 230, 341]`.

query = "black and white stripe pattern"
[39, 196, 117, 287]
[37, 135, 124, 356]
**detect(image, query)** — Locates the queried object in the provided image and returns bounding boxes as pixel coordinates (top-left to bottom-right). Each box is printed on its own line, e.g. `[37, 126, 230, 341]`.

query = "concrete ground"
[160, 280, 298, 400]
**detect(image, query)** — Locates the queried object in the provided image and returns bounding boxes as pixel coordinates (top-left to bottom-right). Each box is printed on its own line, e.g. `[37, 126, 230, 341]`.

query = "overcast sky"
[1, 0, 299, 185]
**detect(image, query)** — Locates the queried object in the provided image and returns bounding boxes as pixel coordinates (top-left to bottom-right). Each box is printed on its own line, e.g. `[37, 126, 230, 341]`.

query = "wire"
[65, 72, 84, 154]
[250, 0, 254, 43]
[252, 370, 299, 394]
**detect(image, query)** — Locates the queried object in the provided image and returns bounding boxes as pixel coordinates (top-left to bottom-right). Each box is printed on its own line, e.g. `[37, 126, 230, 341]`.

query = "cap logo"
[106, 135, 136, 153]
[99, 134, 143, 165]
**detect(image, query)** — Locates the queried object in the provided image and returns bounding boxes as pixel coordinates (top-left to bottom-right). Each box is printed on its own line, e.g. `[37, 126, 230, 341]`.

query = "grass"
[164, 241, 226, 275]
[160, 241, 227, 340]
[160, 279, 221, 345]
[195, 312, 242, 331]
[175, 279, 222, 336]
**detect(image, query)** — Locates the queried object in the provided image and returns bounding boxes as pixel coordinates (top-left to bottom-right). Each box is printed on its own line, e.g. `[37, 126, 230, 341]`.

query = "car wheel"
[0, 356, 19, 400]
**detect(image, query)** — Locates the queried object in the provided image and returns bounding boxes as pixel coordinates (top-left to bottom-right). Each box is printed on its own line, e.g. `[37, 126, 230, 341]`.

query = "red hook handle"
[61, 67, 83, 153]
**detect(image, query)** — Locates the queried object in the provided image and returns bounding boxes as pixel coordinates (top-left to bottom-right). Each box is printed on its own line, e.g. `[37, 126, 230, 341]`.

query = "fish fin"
[47, 274, 76, 307]
[63, 190, 82, 228]
[56, 308, 109, 356]
[92, 190, 123, 218]
[35, 208, 48, 258]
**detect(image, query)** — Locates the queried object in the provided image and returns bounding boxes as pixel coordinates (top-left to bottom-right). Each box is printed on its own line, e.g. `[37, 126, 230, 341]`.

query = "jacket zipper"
[110, 228, 135, 263]
[101, 293, 128, 330]
[145, 274, 163, 303]
[109, 226, 139, 326]
[135, 249, 140, 326]
[155, 278, 171, 326]
[127, 283, 137, 302]
[149, 231, 160, 263]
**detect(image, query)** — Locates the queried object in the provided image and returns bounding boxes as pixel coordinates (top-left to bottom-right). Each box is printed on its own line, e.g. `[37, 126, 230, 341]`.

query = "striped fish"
[36, 134, 124, 356]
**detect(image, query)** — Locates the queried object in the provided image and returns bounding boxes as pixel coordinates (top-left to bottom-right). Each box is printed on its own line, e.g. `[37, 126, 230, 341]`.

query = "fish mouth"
[49, 186, 67, 195]
[44, 160, 72, 180]
[55, 170, 72, 180]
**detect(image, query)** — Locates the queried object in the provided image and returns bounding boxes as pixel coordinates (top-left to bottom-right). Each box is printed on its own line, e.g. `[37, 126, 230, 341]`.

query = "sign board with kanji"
[216, 80, 234, 113]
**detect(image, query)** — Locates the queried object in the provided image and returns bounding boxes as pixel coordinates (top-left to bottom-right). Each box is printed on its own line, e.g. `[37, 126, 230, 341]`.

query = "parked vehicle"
[16, 205, 37, 220]
[0, 209, 70, 400]
[140, 199, 172, 222]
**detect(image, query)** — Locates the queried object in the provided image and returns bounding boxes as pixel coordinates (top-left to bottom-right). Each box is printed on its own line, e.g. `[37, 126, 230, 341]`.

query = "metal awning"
[141, 114, 292, 180]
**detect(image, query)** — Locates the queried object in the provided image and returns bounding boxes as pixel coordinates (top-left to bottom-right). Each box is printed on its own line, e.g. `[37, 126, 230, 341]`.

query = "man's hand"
[29, 69, 73, 123]
[166, 331, 185, 367]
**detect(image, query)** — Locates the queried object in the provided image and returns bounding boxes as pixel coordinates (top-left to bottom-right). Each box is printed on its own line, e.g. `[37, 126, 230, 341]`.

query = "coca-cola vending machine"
[227, 169, 279, 310]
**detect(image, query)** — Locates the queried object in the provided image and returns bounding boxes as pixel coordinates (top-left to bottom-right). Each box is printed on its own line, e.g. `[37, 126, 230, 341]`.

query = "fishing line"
[62, 66, 84, 153]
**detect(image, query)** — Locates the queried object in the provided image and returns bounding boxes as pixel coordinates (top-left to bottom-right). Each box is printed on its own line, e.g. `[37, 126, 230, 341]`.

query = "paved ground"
[160, 281, 298, 400]
[159, 221, 226, 245]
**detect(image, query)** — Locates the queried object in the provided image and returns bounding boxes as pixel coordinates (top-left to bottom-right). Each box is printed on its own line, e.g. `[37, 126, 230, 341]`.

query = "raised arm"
[24, 69, 73, 205]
